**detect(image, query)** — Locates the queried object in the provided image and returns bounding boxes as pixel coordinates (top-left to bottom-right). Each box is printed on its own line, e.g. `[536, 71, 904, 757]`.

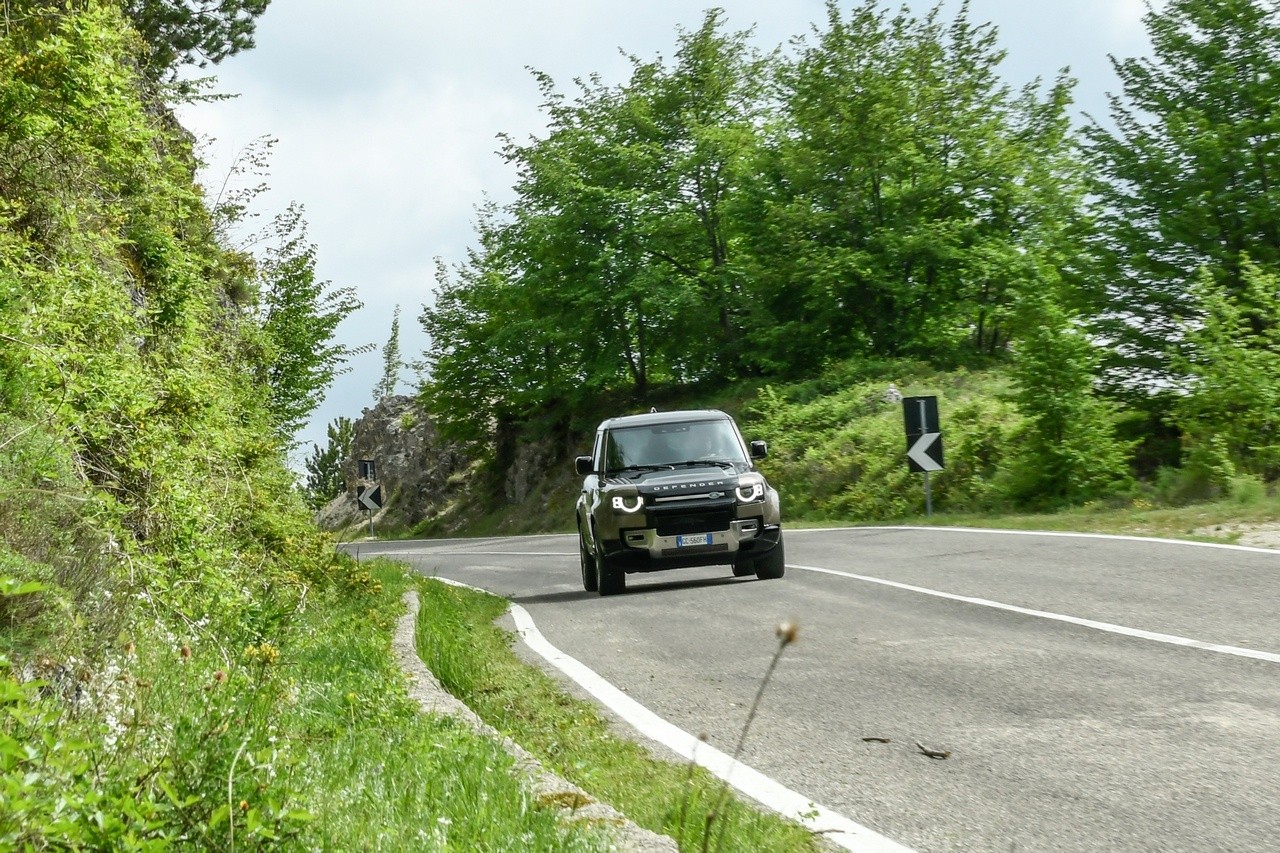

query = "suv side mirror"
[749, 440, 767, 459]
[575, 455, 595, 476]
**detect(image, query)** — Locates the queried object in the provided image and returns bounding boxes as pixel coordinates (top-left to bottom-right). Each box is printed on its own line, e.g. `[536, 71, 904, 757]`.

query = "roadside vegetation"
[414, 579, 822, 852]
[1, 4, 599, 849]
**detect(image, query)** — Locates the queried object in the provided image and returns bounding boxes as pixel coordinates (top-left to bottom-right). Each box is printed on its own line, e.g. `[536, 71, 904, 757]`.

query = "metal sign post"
[902, 396, 944, 517]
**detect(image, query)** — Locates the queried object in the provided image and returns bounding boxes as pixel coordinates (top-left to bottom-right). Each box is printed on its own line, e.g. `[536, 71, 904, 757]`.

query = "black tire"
[753, 535, 786, 580]
[579, 528, 598, 592]
[731, 559, 754, 577]
[595, 541, 626, 596]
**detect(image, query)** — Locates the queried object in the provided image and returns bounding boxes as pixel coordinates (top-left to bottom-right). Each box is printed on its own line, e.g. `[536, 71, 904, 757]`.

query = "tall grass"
[2, 558, 609, 850]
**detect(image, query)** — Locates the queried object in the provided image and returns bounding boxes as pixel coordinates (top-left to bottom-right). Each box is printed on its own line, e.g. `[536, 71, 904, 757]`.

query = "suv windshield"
[604, 420, 747, 472]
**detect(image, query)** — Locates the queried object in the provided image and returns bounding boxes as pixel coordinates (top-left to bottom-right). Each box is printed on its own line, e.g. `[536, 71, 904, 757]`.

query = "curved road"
[350, 527, 1280, 852]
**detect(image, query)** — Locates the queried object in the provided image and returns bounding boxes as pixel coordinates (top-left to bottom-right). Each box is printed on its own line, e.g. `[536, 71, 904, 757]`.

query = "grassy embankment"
[3, 554, 615, 850]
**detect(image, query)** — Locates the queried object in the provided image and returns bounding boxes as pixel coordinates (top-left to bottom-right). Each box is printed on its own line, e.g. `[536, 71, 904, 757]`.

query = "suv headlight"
[611, 495, 644, 513]
[735, 477, 764, 503]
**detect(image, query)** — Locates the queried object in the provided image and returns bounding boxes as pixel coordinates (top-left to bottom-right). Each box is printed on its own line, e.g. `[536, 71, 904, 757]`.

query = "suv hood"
[607, 465, 741, 497]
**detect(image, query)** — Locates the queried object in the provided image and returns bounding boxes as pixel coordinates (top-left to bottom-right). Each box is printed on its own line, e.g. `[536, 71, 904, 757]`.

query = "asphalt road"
[349, 527, 1280, 853]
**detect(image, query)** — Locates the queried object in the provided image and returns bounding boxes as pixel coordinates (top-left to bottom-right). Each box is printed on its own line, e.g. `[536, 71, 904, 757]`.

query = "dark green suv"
[574, 409, 784, 596]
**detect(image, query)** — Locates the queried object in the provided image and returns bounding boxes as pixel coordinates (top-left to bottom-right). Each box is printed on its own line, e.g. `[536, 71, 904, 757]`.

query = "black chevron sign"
[357, 484, 383, 510]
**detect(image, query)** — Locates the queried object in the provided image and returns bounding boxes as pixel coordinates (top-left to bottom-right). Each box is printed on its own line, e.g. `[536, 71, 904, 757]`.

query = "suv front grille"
[651, 504, 733, 537]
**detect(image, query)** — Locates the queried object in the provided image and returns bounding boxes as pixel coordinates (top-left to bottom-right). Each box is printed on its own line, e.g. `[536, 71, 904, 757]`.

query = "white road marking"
[792, 563, 1280, 664]
[794, 524, 1280, 556]
[785, 524, 1280, 663]
[432, 576, 916, 853]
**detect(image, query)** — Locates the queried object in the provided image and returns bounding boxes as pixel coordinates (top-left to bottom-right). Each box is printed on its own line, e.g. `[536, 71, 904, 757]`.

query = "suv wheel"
[753, 535, 786, 580]
[595, 539, 626, 596]
[579, 528, 599, 593]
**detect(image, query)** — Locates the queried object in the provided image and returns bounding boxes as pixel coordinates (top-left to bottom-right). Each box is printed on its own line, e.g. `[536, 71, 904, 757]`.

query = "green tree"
[500, 10, 770, 390]
[256, 204, 368, 442]
[1172, 261, 1280, 486]
[1005, 286, 1133, 506]
[738, 0, 1084, 372]
[420, 10, 770, 440]
[1085, 0, 1280, 400]
[303, 416, 353, 509]
[373, 304, 403, 401]
[120, 0, 273, 79]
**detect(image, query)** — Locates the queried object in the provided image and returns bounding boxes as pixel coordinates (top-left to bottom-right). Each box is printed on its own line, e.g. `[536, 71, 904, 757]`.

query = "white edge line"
[791, 564, 1280, 664]
[789, 524, 1280, 556]
[430, 576, 915, 853]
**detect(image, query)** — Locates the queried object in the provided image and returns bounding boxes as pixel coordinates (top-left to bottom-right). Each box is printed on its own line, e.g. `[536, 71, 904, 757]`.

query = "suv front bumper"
[602, 521, 782, 572]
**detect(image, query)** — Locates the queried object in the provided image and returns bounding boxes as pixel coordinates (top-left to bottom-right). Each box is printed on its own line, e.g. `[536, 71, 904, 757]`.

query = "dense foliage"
[419, 0, 1280, 510]
[1086, 0, 1280, 400]
[0, 2, 391, 846]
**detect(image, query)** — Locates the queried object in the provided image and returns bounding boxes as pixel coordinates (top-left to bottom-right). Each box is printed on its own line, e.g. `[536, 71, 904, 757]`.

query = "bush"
[1228, 474, 1268, 506]
[749, 362, 1030, 519]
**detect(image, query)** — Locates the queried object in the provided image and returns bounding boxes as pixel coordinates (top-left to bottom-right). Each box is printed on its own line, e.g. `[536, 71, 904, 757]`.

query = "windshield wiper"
[675, 459, 737, 469]
[614, 464, 675, 473]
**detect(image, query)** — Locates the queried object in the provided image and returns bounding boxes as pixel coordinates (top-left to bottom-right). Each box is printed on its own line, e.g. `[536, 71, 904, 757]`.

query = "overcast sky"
[174, 0, 1155, 466]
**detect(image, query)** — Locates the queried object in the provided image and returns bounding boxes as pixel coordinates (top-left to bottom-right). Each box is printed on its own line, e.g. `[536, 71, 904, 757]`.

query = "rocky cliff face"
[316, 395, 590, 538]
[315, 395, 474, 535]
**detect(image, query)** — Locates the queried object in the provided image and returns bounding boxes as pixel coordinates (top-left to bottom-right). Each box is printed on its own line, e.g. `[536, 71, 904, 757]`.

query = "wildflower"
[243, 642, 280, 665]
[239, 800, 250, 812]
[123, 641, 136, 655]
[179, 645, 191, 659]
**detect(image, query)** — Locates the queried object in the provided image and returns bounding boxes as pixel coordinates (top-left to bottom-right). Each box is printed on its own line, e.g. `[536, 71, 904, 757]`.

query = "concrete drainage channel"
[393, 591, 679, 853]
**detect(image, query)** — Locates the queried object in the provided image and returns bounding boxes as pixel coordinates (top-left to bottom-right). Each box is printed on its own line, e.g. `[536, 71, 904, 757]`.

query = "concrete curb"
[393, 590, 679, 853]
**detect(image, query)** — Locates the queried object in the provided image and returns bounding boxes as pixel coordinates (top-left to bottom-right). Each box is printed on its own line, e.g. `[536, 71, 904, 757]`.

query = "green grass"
[280, 560, 610, 851]
[1, 558, 610, 851]
[413, 579, 824, 853]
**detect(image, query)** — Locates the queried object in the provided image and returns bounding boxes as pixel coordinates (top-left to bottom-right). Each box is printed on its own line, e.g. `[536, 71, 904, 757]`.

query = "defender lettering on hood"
[647, 480, 734, 492]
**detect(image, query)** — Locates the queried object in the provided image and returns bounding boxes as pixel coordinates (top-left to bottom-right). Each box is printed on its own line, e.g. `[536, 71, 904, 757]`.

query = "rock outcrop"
[315, 395, 473, 536]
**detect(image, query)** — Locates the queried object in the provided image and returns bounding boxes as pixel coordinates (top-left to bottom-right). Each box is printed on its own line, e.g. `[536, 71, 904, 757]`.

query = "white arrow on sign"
[908, 432, 943, 472]
[357, 485, 383, 510]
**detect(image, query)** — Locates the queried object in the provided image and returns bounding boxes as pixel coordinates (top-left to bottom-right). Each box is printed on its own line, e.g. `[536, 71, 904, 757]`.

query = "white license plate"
[676, 533, 710, 547]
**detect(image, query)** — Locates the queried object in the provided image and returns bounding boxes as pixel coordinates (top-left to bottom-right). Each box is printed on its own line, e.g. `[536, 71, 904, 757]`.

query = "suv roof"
[599, 409, 732, 430]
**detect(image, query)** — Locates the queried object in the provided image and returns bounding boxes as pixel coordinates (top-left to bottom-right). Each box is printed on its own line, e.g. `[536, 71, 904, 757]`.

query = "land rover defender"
[574, 409, 784, 596]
